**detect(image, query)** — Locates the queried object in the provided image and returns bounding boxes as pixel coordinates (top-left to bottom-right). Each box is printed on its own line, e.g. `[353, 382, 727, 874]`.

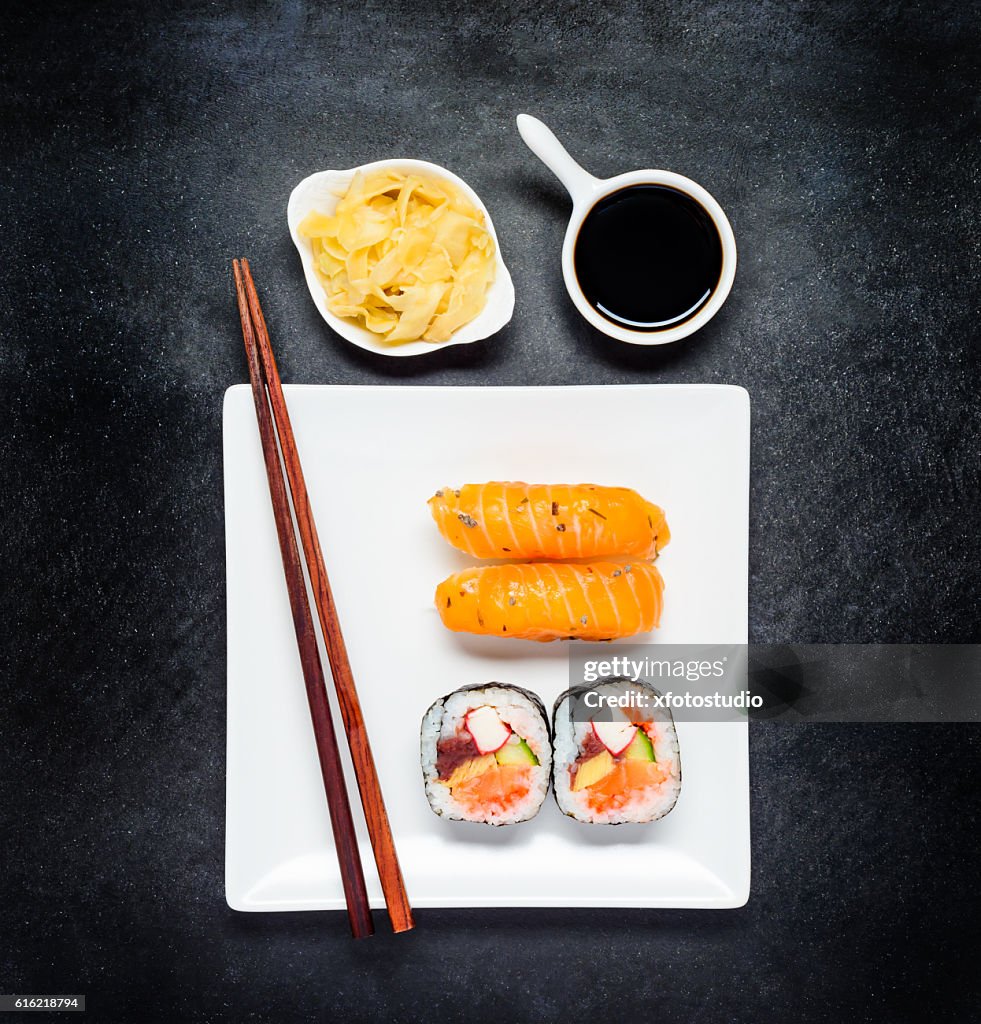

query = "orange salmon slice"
[453, 764, 532, 816]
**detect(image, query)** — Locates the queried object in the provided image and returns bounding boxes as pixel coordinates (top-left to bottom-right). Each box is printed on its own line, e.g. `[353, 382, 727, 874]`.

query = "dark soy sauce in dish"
[573, 184, 724, 331]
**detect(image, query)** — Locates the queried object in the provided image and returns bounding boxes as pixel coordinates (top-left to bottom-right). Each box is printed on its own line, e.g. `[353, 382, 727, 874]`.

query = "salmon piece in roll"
[435, 561, 664, 642]
[428, 483, 670, 561]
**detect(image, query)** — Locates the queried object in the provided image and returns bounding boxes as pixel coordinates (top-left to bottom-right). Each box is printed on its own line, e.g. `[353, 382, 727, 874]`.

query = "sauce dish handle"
[516, 114, 601, 205]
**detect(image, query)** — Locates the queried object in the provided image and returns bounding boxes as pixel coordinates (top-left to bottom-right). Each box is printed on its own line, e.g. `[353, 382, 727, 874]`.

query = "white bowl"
[287, 159, 515, 358]
[517, 115, 737, 346]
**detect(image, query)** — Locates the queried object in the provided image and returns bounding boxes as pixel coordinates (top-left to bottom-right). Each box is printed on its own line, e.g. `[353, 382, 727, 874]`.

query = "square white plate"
[224, 384, 751, 910]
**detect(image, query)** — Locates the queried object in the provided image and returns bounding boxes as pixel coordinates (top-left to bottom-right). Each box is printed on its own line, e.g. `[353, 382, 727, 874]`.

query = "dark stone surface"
[1, 1, 979, 1021]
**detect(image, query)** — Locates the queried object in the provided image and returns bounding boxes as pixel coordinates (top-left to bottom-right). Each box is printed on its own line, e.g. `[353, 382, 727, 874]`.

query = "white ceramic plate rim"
[287, 159, 515, 358]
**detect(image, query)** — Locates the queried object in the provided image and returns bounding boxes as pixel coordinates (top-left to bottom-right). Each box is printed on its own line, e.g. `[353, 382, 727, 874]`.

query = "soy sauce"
[573, 184, 723, 331]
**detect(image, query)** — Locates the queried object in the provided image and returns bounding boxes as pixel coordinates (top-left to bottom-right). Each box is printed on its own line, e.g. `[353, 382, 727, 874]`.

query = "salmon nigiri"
[435, 561, 664, 642]
[428, 483, 669, 561]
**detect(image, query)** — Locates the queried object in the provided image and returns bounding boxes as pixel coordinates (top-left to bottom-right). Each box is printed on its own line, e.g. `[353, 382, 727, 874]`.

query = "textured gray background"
[1, 1, 979, 1022]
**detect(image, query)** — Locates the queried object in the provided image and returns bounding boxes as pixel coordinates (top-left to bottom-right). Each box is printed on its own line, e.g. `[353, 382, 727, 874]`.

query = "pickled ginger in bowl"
[287, 159, 514, 357]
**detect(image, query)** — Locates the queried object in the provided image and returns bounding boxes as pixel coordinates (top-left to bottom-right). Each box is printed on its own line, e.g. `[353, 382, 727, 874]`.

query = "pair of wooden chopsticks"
[232, 259, 413, 938]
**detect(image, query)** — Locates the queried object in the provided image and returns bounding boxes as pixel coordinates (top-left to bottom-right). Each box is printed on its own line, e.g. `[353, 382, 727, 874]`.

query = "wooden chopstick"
[238, 259, 415, 934]
[232, 260, 374, 939]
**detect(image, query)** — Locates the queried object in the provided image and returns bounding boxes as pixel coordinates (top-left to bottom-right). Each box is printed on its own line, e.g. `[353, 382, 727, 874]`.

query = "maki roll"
[553, 677, 681, 824]
[421, 684, 551, 825]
